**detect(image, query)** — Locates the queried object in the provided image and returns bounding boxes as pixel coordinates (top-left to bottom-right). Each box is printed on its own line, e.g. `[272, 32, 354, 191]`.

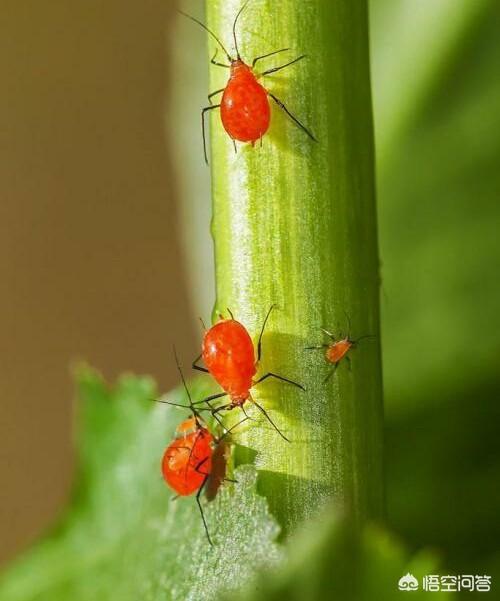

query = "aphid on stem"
[178, 0, 317, 163]
[157, 349, 247, 546]
[306, 313, 375, 383]
[191, 305, 305, 442]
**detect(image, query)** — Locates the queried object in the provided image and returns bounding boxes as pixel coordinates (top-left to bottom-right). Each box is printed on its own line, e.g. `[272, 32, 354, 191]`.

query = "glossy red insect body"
[193, 306, 305, 441]
[220, 60, 271, 143]
[157, 349, 247, 545]
[162, 421, 213, 497]
[203, 318, 256, 403]
[179, 2, 316, 163]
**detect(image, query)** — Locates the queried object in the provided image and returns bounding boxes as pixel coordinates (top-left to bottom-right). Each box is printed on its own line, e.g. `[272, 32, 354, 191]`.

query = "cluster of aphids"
[156, 3, 372, 545]
[158, 306, 370, 545]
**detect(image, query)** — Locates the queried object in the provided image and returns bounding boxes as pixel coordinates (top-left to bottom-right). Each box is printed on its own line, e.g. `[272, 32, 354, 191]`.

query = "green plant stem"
[206, 0, 383, 533]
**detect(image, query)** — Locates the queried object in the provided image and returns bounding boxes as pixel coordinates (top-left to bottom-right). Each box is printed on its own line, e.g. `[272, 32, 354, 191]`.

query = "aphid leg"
[345, 355, 352, 372]
[214, 413, 228, 430]
[305, 344, 329, 350]
[211, 59, 230, 68]
[250, 399, 290, 442]
[254, 371, 305, 391]
[171, 495, 180, 502]
[208, 88, 224, 105]
[232, 139, 237, 155]
[210, 49, 230, 69]
[196, 392, 229, 430]
[257, 304, 276, 363]
[201, 104, 221, 165]
[211, 403, 233, 419]
[241, 404, 256, 422]
[226, 308, 235, 319]
[194, 469, 213, 546]
[192, 353, 209, 374]
[194, 456, 211, 477]
[252, 48, 290, 68]
[268, 92, 317, 142]
[193, 392, 228, 412]
[261, 55, 306, 76]
[324, 363, 339, 384]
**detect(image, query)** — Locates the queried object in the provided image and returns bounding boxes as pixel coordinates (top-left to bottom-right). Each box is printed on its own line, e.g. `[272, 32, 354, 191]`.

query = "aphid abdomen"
[162, 429, 213, 496]
[221, 77, 271, 143]
[202, 319, 256, 400]
[326, 339, 352, 364]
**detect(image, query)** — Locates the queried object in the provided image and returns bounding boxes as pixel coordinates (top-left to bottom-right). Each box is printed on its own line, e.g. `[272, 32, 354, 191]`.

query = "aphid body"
[307, 322, 374, 383]
[202, 318, 256, 403]
[220, 60, 271, 143]
[157, 349, 249, 545]
[326, 338, 353, 365]
[162, 423, 213, 497]
[179, 2, 316, 163]
[193, 307, 304, 441]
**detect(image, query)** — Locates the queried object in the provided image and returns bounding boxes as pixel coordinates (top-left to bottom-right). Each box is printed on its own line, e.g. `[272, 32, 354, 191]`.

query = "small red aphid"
[193, 306, 305, 441]
[307, 322, 374, 382]
[157, 349, 247, 545]
[179, 1, 316, 163]
[162, 421, 213, 497]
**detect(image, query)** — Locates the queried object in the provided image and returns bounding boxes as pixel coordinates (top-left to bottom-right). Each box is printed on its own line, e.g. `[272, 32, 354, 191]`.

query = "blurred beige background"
[0, 0, 203, 565]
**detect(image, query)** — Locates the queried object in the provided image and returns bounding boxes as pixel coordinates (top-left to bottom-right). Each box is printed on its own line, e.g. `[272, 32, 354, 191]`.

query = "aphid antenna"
[352, 334, 376, 345]
[177, 9, 232, 62]
[343, 309, 352, 337]
[233, 0, 251, 60]
[256, 303, 276, 363]
[226, 307, 235, 320]
[173, 345, 204, 425]
[198, 316, 207, 331]
[151, 397, 209, 413]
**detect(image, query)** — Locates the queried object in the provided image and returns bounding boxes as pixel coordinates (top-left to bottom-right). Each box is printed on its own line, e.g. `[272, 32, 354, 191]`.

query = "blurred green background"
[0, 0, 499, 596]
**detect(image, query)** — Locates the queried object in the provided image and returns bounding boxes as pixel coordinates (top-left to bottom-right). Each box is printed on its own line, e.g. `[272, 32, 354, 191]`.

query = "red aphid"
[193, 306, 304, 441]
[203, 318, 256, 403]
[162, 421, 213, 497]
[157, 349, 250, 545]
[179, 2, 316, 163]
[307, 325, 374, 383]
[220, 60, 271, 144]
[326, 338, 353, 365]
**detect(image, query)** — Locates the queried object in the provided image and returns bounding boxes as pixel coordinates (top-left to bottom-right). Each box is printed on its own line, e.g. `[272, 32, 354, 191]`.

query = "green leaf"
[0, 368, 282, 601]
